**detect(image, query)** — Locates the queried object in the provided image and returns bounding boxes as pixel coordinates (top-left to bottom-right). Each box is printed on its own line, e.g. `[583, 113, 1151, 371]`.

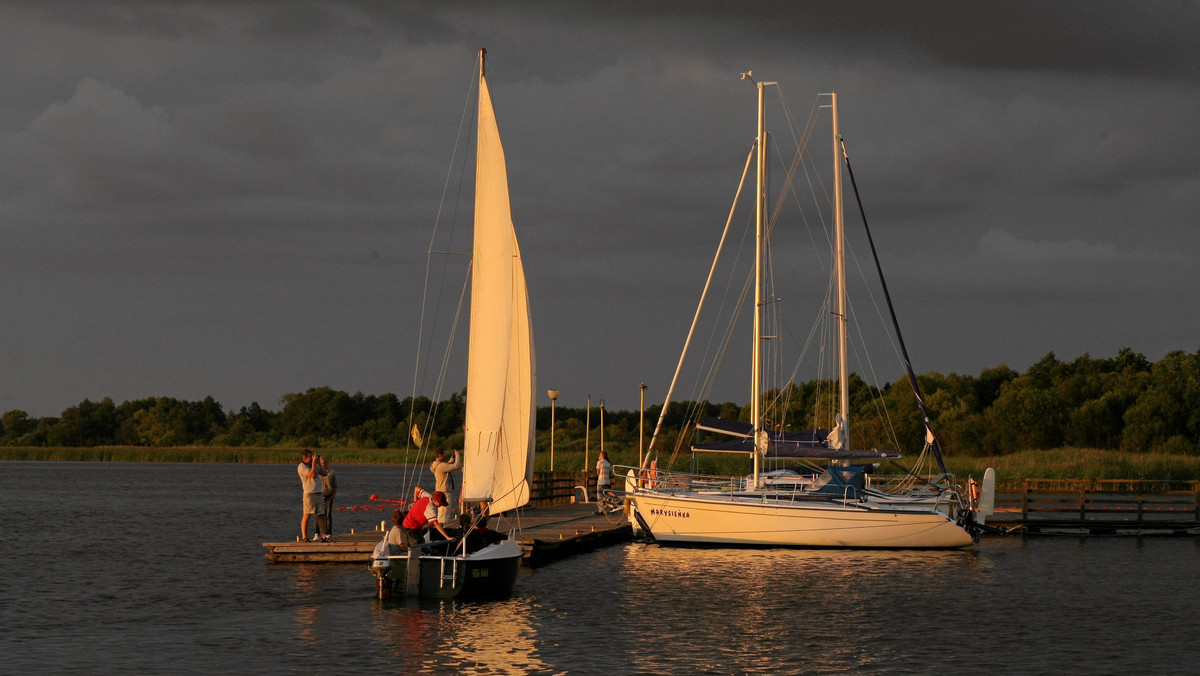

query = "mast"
[746, 72, 775, 488]
[831, 91, 850, 457]
[751, 78, 765, 487]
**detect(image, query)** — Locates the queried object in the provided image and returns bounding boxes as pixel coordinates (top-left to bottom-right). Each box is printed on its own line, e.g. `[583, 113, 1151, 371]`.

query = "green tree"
[132, 399, 190, 446]
[984, 377, 1067, 454]
[1121, 350, 1200, 454]
[278, 387, 366, 443]
[1, 409, 36, 443]
[975, 364, 1018, 410]
[49, 398, 119, 446]
[1065, 392, 1129, 450]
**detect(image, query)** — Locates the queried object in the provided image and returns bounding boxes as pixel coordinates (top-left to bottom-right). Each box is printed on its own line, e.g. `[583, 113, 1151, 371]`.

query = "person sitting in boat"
[384, 508, 406, 553]
[462, 513, 506, 554]
[401, 488, 455, 547]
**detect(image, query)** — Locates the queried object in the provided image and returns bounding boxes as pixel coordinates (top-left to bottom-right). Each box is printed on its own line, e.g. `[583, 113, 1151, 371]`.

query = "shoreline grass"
[0, 446, 425, 465]
[4, 446, 1200, 481]
[943, 448, 1200, 482]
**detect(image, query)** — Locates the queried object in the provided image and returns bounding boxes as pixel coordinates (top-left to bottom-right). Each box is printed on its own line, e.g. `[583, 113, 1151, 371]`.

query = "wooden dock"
[264, 478, 1200, 563]
[985, 479, 1200, 535]
[263, 502, 632, 565]
[518, 505, 632, 567]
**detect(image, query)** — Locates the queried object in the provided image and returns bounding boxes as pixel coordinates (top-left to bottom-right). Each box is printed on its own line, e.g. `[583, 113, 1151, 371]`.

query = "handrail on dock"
[983, 478, 1200, 534]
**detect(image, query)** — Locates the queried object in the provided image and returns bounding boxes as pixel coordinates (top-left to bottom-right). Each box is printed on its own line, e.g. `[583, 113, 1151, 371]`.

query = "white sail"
[462, 57, 537, 515]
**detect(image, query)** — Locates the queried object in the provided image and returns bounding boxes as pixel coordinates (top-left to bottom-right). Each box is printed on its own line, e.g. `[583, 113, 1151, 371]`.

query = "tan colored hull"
[631, 491, 974, 549]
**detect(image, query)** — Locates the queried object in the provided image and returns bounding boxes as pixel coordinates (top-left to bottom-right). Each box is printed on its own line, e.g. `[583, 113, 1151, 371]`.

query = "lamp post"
[584, 394, 591, 473]
[599, 399, 605, 460]
[547, 389, 559, 471]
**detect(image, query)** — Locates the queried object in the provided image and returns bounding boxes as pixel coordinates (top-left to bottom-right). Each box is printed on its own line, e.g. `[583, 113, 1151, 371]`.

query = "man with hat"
[400, 487, 455, 547]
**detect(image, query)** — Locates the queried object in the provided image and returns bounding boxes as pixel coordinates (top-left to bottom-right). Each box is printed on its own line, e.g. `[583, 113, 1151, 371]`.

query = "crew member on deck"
[463, 513, 506, 553]
[401, 488, 455, 547]
[430, 449, 462, 525]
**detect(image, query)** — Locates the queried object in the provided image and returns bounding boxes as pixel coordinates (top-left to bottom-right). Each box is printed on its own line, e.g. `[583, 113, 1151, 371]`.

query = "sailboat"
[627, 75, 994, 548]
[371, 49, 535, 598]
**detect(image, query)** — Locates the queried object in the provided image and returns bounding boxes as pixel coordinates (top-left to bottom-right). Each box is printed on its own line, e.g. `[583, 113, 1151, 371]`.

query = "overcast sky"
[2, 1, 1198, 418]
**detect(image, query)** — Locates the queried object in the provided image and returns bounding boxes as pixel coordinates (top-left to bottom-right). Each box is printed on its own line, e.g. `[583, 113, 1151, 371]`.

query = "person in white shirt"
[297, 449, 326, 542]
[596, 451, 612, 497]
[430, 449, 462, 524]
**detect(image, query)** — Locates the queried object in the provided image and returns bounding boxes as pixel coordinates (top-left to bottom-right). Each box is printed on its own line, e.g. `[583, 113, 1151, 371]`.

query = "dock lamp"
[547, 389, 559, 471]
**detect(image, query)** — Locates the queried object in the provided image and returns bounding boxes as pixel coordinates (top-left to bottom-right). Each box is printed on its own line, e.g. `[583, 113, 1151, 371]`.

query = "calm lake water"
[5, 461, 1198, 674]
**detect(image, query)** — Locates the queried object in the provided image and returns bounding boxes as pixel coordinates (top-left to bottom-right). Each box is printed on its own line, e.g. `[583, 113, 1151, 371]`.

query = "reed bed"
[944, 448, 1200, 481]
[4, 446, 1200, 481]
[0, 446, 423, 465]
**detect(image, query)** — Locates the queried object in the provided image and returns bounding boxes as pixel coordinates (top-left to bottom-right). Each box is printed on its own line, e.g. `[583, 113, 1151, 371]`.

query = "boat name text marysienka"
[649, 508, 690, 518]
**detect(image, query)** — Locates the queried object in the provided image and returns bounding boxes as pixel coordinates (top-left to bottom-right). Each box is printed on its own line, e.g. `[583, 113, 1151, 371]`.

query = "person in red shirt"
[400, 488, 455, 546]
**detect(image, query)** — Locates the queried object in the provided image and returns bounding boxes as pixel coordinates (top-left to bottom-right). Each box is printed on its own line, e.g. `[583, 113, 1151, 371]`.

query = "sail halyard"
[462, 49, 536, 515]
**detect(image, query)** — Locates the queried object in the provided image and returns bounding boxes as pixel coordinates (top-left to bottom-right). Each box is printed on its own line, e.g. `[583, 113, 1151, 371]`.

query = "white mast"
[831, 91, 850, 456]
[747, 73, 776, 488]
[751, 78, 764, 487]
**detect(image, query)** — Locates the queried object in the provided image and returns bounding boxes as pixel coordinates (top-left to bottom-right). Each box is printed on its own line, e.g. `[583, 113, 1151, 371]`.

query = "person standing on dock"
[319, 456, 337, 542]
[430, 449, 462, 525]
[297, 449, 326, 542]
[596, 450, 612, 499]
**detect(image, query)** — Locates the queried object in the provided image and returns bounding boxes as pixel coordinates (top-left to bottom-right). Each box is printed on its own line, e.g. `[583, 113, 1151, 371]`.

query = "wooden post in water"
[1021, 480, 1030, 526]
[1193, 480, 1199, 520]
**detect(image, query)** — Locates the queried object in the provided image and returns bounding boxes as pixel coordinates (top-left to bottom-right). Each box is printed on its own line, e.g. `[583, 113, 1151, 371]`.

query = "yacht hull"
[631, 490, 974, 549]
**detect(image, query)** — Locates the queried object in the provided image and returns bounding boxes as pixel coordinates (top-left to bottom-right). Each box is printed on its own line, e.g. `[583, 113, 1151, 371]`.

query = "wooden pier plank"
[263, 503, 632, 564]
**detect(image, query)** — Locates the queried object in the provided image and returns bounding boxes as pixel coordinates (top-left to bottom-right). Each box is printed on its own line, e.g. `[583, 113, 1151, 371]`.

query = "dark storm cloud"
[1, 1, 1198, 417]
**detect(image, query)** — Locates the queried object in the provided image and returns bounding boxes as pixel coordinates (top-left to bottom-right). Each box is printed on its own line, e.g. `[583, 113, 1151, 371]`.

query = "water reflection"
[368, 601, 439, 672]
[607, 544, 994, 674]
[367, 597, 551, 674]
[288, 565, 344, 657]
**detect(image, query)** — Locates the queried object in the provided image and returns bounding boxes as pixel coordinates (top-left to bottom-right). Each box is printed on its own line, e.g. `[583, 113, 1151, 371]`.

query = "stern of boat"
[369, 538, 523, 600]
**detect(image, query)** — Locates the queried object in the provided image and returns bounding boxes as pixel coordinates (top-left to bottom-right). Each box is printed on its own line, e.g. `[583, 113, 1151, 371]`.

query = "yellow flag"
[410, 424, 424, 448]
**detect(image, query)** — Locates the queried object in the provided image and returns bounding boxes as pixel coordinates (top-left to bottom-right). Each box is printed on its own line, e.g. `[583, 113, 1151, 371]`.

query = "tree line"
[2, 348, 1199, 457]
